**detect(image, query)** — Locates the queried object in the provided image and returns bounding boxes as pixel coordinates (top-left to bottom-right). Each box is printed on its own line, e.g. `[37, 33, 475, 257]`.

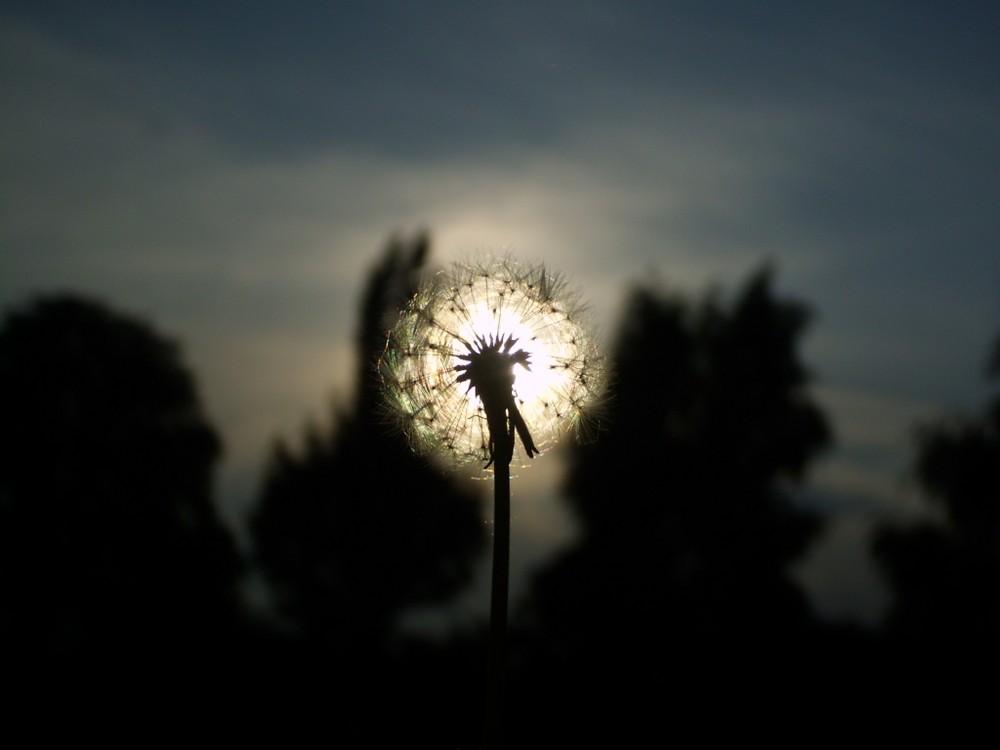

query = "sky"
[2, 1, 999, 625]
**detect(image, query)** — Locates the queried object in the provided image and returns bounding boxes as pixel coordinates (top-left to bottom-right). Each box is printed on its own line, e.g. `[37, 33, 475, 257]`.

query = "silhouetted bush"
[0, 294, 242, 665]
[873, 328, 1000, 651]
[249, 235, 485, 676]
[508, 266, 833, 744]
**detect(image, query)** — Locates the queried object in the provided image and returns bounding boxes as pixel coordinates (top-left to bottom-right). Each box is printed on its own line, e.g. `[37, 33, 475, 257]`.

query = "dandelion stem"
[379, 254, 605, 749]
[485, 426, 512, 750]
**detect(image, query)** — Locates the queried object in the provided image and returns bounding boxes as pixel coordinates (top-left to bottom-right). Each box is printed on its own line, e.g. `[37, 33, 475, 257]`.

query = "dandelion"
[379, 255, 604, 470]
[379, 253, 605, 750]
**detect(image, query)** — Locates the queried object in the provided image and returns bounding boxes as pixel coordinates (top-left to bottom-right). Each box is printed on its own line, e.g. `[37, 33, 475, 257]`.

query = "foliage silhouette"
[246, 235, 493, 746]
[249, 233, 486, 660]
[508, 266, 832, 742]
[0, 294, 243, 664]
[873, 328, 1000, 651]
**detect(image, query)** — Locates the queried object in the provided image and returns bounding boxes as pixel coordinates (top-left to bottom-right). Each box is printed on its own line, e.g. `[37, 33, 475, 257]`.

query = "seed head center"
[454, 333, 538, 466]
[455, 334, 529, 405]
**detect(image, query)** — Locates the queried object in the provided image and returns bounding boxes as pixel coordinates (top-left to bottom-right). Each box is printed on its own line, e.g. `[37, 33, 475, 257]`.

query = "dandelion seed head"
[379, 255, 605, 470]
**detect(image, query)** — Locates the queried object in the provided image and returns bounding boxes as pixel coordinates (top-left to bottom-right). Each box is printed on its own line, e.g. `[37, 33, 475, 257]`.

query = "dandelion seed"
[379, 254, 605, 470]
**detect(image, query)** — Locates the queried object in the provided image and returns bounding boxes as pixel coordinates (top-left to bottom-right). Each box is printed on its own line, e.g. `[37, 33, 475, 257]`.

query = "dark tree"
[873, 330, 1000, 649]
[510, 267, 831, 743]
[0, 294, 242, 663]
[250, 234, 486, 660]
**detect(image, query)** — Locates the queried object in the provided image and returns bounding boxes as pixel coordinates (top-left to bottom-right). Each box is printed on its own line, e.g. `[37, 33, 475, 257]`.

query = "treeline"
[1, 234, 996, 744]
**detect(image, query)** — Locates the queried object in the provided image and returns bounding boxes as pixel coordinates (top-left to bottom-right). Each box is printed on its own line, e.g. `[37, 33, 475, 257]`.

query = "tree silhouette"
[250, 234, 486, 660]
[0, 294, 242, 664]
[872, 329, 1000, 650]
[510, 267, 831, 742]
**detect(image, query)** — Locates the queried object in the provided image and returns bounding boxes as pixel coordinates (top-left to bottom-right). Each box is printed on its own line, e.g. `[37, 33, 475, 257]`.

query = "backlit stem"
[484, 422, 512, 750]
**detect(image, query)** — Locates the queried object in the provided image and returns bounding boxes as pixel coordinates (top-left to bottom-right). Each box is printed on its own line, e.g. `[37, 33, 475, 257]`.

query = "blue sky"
[2, 1, 999, 623]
